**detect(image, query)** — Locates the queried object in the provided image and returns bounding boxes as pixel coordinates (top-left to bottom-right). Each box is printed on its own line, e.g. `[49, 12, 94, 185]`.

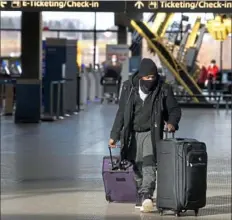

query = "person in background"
[108, 58, 181, 213]
[207, 60, 219, 80]
[101, 56, 122, 101]
[197, 66, 208, 89]
[207, 60, 219, 99]
[105, 55, 122, 77]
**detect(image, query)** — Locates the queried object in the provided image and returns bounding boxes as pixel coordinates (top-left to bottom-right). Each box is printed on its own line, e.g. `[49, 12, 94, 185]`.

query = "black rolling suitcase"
[156, 132, 208, 217]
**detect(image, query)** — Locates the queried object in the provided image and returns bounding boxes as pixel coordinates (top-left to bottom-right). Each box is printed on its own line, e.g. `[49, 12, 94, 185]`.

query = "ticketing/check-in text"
[21, 1, 99, 9]
[160, 1, 232, 10]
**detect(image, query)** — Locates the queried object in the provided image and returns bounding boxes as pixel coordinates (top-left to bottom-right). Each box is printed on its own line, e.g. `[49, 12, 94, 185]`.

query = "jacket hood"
[130, 59, 160, 88]
[138, 58, 158, 78]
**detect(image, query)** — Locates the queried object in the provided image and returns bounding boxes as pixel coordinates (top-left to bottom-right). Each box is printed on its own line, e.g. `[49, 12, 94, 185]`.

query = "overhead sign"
[1, 1, 232, 12]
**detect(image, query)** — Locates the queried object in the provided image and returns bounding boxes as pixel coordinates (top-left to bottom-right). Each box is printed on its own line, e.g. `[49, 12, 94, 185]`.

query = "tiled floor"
[1, 104, 231, 220]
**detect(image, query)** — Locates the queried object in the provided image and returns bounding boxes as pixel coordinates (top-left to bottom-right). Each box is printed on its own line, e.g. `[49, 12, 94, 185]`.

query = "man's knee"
[143, 155, 156, 167]
[142, 157, 157, 181]
[133, 162, 143, 176]
[133, 163, 143, 189]
[142, 165, 157, 177]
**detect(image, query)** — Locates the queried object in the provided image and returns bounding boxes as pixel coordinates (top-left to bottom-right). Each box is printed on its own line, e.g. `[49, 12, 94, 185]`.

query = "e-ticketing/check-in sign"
[1, 1, 232, 12]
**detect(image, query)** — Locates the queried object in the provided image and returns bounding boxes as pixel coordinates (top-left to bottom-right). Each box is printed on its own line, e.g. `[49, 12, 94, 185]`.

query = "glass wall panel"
[0, 11, 21, 29]
[96, 32, 117, 65]
[96, 12, 117, 30]
[59, 31, 79, 39]
[76, 32, 94, 66]
[142, 38, 162, 67]
[42, 31, 58, 40]
[0, 31, 21, 56]
[143, 13, 153, 21]
[42, 12, 95, 30]
[143, 12, 153, 28]
[127, 32, 132, 45]
[141, 33, 231, 71]
[166, 13, 181, 32]
[183, 13, 214, 25]
[197, 33, 231, 69]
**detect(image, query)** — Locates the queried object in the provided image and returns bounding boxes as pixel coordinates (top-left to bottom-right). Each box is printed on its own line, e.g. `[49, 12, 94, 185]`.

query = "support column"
[220, 41, 223, 70]
[117, 26, 127, 44]
[15, 12, 42, 123]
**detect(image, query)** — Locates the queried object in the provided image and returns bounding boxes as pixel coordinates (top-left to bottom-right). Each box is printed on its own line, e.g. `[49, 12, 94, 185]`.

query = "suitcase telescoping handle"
[108, 146, 130, 170]
[108, 146, 114, 169]
[108, 146, 120, 170]
[164, 130, 175, 139]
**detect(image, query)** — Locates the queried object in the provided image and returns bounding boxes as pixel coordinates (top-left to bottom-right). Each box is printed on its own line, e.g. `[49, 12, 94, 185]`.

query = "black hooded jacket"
[132, 58, 159, 132]
[110, 66, 181, 161]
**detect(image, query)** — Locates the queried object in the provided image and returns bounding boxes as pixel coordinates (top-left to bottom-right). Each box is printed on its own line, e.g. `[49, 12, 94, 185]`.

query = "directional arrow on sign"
[0, 1, 7, 8]
[134, 1, 144, 9]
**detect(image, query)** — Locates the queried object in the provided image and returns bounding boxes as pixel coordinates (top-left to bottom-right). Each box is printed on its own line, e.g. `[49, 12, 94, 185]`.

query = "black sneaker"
[135, 193, 142, 209]
[140, 193, 154, 212]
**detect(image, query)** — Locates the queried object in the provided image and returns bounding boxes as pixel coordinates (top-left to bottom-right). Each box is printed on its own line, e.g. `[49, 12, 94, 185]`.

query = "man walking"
[108, 58, 181, 212]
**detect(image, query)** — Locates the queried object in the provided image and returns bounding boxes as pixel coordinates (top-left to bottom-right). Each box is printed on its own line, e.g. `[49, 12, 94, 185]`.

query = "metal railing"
[175, 94, 231, 111]
[0, 79, 16, 116]
[41, 80, 63, 121]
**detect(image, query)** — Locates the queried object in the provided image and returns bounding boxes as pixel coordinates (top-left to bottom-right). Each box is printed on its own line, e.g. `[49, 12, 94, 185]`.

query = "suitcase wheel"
[159, 209, 164, 216]
[105, 195, 112, 203]
[175, 211, 181, 217]
[194, 209, 199, 216]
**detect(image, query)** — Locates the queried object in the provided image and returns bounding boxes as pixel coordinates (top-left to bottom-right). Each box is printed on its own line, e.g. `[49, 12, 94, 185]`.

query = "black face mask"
[140, 79, 157, 94]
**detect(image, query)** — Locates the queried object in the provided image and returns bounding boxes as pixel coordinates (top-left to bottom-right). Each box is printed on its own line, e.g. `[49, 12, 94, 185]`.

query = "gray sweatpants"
[131, 131, 156, 196]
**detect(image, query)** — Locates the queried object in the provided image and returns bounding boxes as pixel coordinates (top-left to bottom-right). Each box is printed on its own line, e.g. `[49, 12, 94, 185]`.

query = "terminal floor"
[1, 104, 231, 220]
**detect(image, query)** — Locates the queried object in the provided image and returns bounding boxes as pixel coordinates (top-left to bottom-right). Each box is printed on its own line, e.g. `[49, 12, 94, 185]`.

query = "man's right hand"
[108, 139, 116, 148]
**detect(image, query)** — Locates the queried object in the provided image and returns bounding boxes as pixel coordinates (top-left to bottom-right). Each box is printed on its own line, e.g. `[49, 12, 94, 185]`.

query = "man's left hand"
[167, 124, 175, 132]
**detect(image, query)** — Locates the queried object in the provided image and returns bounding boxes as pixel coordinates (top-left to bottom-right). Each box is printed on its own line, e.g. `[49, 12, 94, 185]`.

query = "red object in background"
[43, 26, 49, 31]
[207, 65, 219, 79]
[198, 66, 208, 83]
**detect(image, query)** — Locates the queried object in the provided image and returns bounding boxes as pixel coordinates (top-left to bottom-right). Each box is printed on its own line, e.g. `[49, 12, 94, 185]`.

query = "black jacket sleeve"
[110, 82, 127, 141]
[165, 85, 181, 129]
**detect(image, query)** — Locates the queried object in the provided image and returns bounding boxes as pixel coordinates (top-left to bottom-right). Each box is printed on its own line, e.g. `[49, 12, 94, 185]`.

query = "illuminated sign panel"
[0, 1, 232, 12]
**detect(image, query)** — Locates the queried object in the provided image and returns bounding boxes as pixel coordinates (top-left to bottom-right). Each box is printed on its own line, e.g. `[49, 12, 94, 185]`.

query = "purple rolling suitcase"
[102, 147, 136, 203]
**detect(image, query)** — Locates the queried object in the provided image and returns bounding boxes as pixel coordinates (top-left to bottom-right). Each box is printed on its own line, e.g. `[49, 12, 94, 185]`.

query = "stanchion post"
[0, 84, 4, 113]
[4, 82, 14, 116]
[41, 80, 59, 121]
[76, 76, 80, 112]
[216, 96, 220, 111]
[60, 80, 66, 118]
[225, 96, 229, 111]
[56, 81, 61, 119]
[50, 81, 54, 117]
[61, 80, 69, 117]
[0, 84, 4, 104]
